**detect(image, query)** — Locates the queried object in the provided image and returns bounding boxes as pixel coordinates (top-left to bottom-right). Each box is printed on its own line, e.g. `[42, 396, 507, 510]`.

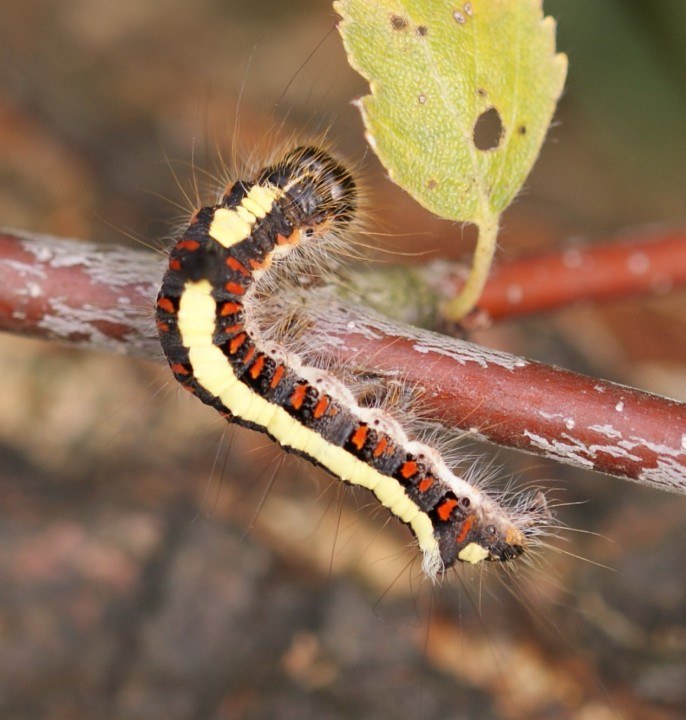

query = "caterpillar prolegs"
[155, 146, 538, 580]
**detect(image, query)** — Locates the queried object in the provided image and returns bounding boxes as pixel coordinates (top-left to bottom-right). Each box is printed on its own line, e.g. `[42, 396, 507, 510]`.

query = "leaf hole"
[416, 25, 428, 36]
[473, 107, 503, 151]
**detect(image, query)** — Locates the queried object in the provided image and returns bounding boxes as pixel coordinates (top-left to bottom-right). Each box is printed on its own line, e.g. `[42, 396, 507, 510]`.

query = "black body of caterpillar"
[156, 146, 530, 579]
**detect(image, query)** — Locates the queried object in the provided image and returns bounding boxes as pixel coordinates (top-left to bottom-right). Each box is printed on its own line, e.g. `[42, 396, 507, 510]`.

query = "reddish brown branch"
[309, 306, 686, 493]
[0, 228, 163, 359]
[1, 227, 685, 493]
[474, 228, 686, 320]
[344, 228, 686, 329]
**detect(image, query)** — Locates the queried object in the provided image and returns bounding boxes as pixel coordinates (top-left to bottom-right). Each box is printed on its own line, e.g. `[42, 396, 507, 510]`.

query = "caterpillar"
[155, 145, 536, 580]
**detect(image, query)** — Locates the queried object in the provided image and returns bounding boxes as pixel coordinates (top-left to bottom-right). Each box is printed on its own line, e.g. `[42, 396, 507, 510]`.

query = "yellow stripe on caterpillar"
[177, 277, 443, 574]
[209, 184, 281, 248]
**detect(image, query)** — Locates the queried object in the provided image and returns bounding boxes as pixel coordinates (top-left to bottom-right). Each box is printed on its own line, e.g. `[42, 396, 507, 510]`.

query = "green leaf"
[335, 0, 567, 318]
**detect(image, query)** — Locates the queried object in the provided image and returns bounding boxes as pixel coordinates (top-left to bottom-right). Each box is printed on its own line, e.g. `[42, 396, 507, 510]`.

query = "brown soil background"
[1, 2, 685, 719]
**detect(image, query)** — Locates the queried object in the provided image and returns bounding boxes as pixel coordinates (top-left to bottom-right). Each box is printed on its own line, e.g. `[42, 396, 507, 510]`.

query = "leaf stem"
[442, 210, 499, 319]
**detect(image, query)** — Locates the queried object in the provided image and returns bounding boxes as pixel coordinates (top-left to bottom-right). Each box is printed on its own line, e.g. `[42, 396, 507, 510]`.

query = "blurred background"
[0, 1, 685, 718]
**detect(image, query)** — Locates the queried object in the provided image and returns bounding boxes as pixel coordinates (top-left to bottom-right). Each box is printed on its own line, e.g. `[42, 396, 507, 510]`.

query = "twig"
[0, 228, 163, 359]
[350, 228, 686, 326]
[308, 301, 686, 493]
[1, 227, 685, 492]
[473, 227, 686, 321]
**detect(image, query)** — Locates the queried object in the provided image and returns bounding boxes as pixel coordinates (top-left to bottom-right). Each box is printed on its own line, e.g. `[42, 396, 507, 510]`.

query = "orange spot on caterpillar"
[224, 281, 246, 295]
[436, 498, 458, 522]
[249, 258, 265, 270]
[248, 354, 265, 380]
[229, 332, 247, 354]
[226, 256, 250, 277]
[223, 323, 242, 334]
[276, 232, 295, 245]
[220, 301, 242, 316]
[313, 395, 330, 419]
[242, 345, 256, 366]
[169, 259, 181, 271]
[417, 475, 435, 492]
[156, 320, 169, 333]
[400, 460, 418, 479]
[350, 424, 369, 450]
[171, 363, 190, 376]
[289, 383, 308, 410]
[373, 436, 388, 458]
[176, 239, 200, 252]
[455, 515, 475, 544]
[270, 365, 285, 390]
[157, 297, 175, 314]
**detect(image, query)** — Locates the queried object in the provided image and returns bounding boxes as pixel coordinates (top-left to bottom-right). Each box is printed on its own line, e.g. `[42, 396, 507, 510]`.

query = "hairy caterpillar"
[155, 145, 538, 580]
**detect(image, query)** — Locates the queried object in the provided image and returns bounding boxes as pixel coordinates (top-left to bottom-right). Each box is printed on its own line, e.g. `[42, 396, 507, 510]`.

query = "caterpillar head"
[433, 495, 529, 570]
[259, 145, 357, 230]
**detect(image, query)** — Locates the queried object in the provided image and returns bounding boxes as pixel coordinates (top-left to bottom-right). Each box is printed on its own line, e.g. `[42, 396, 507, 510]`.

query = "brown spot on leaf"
[391, 14, 408, 30]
